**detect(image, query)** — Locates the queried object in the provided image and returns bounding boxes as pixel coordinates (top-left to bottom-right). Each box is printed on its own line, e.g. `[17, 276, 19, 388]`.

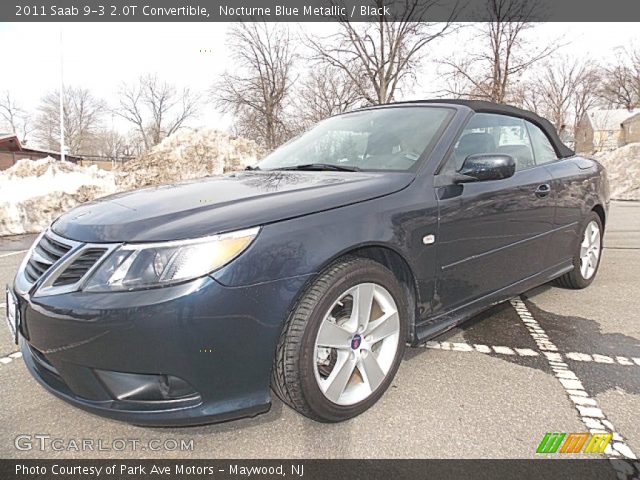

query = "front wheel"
[272, 257, 407, 422]
[556, 211, 603, 289]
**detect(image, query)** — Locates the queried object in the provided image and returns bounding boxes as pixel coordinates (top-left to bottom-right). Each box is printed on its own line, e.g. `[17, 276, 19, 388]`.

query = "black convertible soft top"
[392, 99, 575, 158]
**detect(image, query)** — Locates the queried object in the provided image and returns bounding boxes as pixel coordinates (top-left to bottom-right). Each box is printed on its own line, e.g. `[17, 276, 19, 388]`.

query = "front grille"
[24, 232, 74, 283]
[19, 230, 117, 296]
[52, 248, 107, 286]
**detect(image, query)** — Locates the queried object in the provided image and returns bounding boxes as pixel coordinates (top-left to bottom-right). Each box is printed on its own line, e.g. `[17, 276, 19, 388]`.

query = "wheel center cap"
[351, 334, 362, 350]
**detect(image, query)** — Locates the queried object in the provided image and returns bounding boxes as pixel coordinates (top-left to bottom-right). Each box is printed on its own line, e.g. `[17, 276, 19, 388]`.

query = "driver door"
[432, 113, 556, 314]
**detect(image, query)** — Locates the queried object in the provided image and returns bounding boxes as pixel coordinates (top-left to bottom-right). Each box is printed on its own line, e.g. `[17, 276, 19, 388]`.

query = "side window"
[443, 113, 535, 174]
[526, 122, 558, 165]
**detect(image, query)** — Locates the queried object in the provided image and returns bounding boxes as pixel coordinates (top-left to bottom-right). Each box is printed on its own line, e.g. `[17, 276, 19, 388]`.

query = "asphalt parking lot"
[0, 202, 638, 466]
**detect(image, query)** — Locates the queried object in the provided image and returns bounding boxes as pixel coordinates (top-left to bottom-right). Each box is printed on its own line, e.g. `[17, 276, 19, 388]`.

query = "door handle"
[534, 183, 551, 198]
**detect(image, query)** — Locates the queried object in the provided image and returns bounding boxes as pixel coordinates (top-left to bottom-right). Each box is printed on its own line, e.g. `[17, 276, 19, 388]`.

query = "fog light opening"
[95, 370, 199, 403]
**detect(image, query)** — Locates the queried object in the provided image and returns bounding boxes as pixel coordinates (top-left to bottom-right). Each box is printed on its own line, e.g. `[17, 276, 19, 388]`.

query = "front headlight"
[83, 227, 259, 292]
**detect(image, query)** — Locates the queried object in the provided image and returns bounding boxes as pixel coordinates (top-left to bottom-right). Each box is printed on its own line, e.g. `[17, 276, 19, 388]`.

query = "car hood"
[52, 170, 415, 243]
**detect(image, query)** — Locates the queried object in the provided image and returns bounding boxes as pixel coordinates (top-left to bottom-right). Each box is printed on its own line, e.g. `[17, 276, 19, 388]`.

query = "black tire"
[272, 256, 408, 422]
[555, 211, 603, 289]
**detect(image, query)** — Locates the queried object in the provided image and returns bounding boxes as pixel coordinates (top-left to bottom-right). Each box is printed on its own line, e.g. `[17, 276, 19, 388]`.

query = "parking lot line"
[0, 351, 21, 365]
[420, 340, 640, 367]
[511, 297, 638, 464]
[0, 250, 27, 258]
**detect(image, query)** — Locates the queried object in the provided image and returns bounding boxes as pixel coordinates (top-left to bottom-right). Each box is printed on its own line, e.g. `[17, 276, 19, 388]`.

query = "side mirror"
[455, 153, 515, 183]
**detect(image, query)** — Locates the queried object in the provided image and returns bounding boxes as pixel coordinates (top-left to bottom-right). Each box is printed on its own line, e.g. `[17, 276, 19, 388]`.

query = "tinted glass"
[258, 107, 452, 172]
[527, 121, 558, 164]
[443, 113, 535, 173]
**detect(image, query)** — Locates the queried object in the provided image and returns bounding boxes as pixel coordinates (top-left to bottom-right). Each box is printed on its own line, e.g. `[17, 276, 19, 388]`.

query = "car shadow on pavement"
[405, 283, 640, 397]
[521, 291, 640, 397]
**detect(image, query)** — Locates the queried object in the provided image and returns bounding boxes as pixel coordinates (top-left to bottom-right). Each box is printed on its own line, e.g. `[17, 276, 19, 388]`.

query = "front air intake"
[24, 232, 75, 283]
[19, 229, 119, 296]
[52, 248, 108, 286]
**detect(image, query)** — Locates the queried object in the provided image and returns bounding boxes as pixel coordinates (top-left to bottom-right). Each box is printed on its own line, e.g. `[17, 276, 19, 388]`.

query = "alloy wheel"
[313, 283, 400, 406]
[580, 220, 601, 280]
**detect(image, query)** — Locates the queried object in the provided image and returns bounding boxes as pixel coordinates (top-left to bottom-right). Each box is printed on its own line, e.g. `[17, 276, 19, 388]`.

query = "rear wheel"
[556, 212, 603, 289]
[272, 257, 407, 422]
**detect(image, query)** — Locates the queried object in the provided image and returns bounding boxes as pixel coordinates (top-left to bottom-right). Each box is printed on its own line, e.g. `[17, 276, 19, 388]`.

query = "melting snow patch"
[0, 157, 116, 236]
[114, 128, 264, 191]
[595, 143, 640, 200]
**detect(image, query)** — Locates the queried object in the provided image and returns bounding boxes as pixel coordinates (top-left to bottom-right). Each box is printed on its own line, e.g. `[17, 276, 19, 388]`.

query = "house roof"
[0, 133, 18, 142]
[0, 133, 81, 160]
[622, 112, 640, 125]
[0, 134, 22, 152]
[588, 109, 640, 131]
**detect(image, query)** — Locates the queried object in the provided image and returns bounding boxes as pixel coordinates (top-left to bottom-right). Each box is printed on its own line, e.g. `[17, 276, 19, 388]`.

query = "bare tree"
[511, 57, 601, 142]
[306, 0, 457, 105]
[293, 65, 362, 131]
[600, 64, 636, 110]
[536, 61, 576, 129]
[571, 67, 601, 135]
[599, 47, 640, 110]
[442, 0, 558, 103]
[510, 78, 544, 114]
[213, 23, 296, 150]
[116, 74, 200, 150]
[634, 48, 640, 102]
[535, 58, 600, 130]
[34, 86, 105, 154]
[93, 129, 129, 160]
[0, 91, 32, 143]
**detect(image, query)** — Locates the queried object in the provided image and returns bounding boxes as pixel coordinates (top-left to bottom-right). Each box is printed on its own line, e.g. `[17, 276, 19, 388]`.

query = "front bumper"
[15, 273, 310, 426]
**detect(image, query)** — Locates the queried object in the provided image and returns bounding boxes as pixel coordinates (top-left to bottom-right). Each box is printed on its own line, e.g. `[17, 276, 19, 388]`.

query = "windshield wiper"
[273, 163, 360, 172]
[245, 165, 261, 171]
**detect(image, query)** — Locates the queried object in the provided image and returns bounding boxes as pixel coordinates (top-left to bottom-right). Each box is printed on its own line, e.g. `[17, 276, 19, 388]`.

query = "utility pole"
[59, 28, 65, 162]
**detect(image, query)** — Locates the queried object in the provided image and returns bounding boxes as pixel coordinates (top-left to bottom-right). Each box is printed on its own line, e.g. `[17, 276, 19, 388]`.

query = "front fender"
[211, 185, 438, 311]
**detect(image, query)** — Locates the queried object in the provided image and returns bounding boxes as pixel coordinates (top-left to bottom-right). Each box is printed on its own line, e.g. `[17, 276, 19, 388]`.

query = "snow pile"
[595, 143, 640, 201]
[115, 129, 263, 190]
[0, 157, 116, 236]
[0, 130, 263, 236]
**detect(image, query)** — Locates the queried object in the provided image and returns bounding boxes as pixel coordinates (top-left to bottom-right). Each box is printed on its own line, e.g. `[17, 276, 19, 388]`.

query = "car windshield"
[258, 107, 452, 172]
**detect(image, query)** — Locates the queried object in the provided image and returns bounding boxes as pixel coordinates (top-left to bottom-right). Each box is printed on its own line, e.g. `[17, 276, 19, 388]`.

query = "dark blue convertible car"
[7, 100, 609, 425]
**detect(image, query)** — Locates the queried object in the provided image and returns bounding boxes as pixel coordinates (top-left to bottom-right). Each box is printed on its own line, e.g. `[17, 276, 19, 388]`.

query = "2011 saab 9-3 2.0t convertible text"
[7, 100, 609, 425]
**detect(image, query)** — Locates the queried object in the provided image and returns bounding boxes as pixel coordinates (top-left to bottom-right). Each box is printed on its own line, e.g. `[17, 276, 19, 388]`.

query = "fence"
[0, 152, 134, 171]
[76, 156, 134, 171]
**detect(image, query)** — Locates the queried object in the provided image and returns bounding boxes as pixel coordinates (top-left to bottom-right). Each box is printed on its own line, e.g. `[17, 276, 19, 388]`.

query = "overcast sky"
[0, 22, 638, 132]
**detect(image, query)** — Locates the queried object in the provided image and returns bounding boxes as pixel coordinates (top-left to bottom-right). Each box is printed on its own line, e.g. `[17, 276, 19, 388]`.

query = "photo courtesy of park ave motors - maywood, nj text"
[0, 1, 640, 479]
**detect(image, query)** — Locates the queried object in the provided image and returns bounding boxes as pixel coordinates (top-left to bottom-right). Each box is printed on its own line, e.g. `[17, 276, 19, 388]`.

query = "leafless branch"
[599, 46, 640, 110]
[441, 0, 561, 103]
[305, 0, 460, 105]
[292, 65, 363, 131]
[33, 87, 105, 154]
[212, 23, 296, 150]
[0, 91, 33, 144]
[116, 74, 201, 150]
